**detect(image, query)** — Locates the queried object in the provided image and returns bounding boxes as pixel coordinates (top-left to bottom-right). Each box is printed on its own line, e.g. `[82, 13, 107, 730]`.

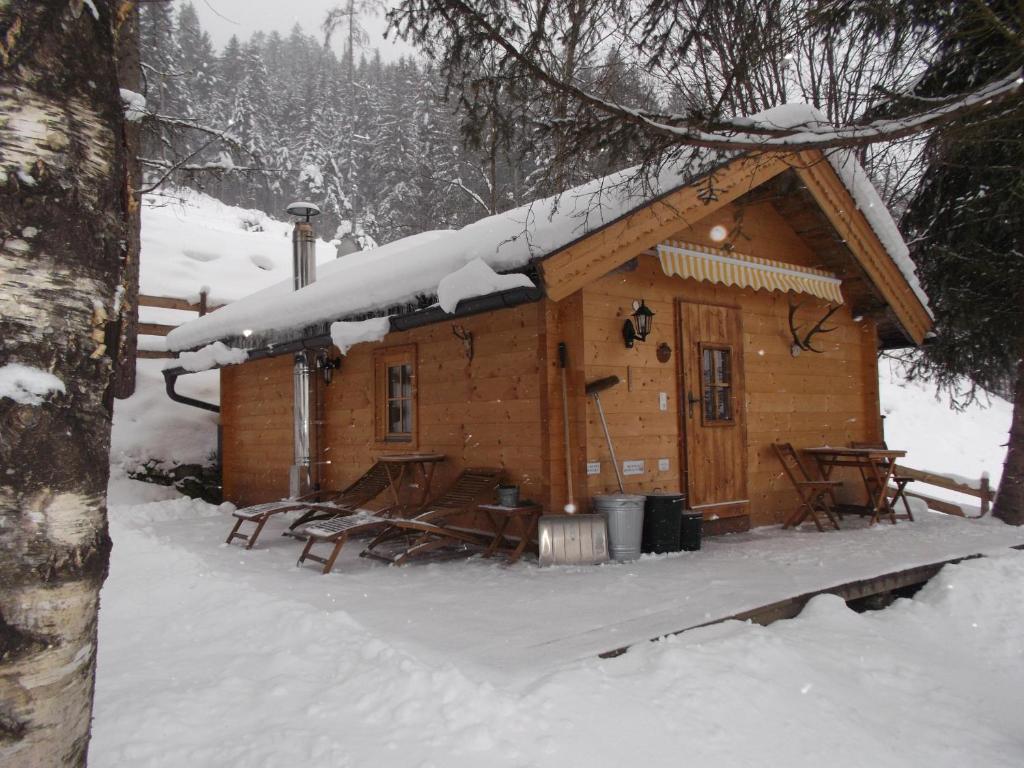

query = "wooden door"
[678, 302, 748, 514]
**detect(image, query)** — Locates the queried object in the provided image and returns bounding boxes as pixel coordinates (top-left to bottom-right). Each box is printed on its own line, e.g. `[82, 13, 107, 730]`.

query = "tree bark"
[0, 2, 128, 765]
[112, 1, 141, 400]
[993, 355, 1024, 524]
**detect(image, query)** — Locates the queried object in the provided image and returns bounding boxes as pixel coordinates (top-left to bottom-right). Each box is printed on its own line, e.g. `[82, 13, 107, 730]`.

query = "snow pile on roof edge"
[330, 317, 391, 355]
[437, 258, 536, 313]
[171, 342, 248, 372]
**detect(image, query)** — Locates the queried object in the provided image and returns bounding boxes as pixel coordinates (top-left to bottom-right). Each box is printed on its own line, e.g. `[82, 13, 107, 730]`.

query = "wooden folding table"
[478, 503, 543, 564]
[803, 446, 907, 525]
[377, 453, 445, 513]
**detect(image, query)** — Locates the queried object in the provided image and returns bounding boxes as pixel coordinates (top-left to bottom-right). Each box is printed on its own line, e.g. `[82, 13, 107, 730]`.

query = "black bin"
[681, 511, 703, 552]
[642, 493, 686, 553]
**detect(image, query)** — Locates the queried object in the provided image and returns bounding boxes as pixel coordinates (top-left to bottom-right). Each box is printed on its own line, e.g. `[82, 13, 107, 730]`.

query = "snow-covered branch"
[421, 0, 1023, 151]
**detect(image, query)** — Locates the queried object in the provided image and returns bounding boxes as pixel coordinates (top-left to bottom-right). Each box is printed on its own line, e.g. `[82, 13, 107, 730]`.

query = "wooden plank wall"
[579, 200, 882, 526]
[220, 354, 294, 506]
[220, 304, 548, 514]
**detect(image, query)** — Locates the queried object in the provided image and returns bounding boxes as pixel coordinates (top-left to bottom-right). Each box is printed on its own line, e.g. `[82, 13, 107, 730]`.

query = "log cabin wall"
[220, 303, 547, 511]
[319, 303, 545, 508]
[576, 200, 883, 527]
[220, 354, 295, 506]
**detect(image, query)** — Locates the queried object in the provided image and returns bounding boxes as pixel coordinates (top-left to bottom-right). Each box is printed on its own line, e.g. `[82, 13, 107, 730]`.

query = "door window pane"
[700, 345, 734, 425]
[703, 388, 715, 421]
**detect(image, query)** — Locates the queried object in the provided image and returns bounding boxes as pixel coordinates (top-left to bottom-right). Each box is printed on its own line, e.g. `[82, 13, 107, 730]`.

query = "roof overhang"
[536, 150, 932, 347]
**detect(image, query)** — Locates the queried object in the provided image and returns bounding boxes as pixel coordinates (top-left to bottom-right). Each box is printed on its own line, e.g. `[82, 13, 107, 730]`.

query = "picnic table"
[803, 446, 907, 525]
[377, 453, 445, 512]
[478, 503, 544, 564]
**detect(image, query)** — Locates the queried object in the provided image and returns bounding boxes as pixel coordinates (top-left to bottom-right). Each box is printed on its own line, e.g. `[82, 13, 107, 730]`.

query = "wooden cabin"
[166, 144, 931, 535]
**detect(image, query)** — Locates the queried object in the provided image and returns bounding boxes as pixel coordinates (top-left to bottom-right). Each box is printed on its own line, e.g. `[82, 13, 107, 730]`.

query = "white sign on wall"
[586, 461, 601, 476]
[658, 458, 670, 471]
[622, 460, 645, 476]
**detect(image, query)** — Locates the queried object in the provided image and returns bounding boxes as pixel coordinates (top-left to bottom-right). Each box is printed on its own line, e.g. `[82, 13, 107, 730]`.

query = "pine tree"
[900, 0, 1024, 523]
[139, 0, 187, 118]
[177, 2, 217, 119]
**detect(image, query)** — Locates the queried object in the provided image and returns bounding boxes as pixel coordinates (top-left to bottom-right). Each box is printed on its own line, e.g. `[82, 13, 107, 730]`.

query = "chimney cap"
[286, 201, 321, 222]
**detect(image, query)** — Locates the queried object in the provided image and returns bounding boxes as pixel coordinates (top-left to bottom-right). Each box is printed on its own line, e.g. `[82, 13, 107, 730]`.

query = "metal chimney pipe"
[286, 202, 321, 498]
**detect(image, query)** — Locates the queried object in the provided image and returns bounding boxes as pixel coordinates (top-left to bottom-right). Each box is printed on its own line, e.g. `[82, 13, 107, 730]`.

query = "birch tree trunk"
[0, 1, 129, 765]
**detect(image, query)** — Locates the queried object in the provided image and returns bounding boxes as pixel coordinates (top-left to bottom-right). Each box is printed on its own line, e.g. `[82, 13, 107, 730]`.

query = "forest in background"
[139, 2, 662, 243]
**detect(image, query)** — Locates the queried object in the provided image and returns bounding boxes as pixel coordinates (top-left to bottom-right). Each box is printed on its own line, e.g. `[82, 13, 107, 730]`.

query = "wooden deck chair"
[225, 462, 392, 549]
[773, 443, 842, 531]
[851, 441, 915, 521]
[296, 467, 503, 574]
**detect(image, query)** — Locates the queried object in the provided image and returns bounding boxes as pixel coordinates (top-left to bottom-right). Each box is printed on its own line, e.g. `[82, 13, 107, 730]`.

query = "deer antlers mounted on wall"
[788, 301, 840, 355]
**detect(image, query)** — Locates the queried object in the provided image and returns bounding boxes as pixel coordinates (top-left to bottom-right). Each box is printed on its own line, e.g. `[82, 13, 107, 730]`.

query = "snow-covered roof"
[167, 104, 928, 354]
[166, 149, 729, 352]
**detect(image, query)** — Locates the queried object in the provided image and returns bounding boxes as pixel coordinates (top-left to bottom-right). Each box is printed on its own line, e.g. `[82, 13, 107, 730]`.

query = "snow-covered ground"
[90, 478, 1024, 767]
[879, 358, 1011, 506]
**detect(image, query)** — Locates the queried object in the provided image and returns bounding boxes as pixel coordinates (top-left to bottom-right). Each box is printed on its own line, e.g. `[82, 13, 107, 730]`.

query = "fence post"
[199, 288, 209, 317]
[980, 473, 991, 516]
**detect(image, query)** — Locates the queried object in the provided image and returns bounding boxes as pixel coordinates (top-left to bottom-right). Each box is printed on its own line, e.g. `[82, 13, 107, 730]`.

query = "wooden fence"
[891, 464, 994, 518]
[136, 289, 224, 359]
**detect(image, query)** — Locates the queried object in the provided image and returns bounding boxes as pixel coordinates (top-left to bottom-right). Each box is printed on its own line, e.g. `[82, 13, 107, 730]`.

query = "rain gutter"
[161, 284, 545, 414]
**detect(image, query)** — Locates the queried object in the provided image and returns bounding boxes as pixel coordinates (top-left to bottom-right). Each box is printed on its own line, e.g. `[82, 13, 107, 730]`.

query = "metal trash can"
[681, 510, 703, 552]
[642, 493, 686, 553]
[593, 494, 645, 561]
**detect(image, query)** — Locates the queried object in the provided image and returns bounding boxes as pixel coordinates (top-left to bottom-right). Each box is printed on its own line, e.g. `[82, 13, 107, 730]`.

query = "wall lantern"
[623, 300, 655, 348]
[316, 354, 342, 384]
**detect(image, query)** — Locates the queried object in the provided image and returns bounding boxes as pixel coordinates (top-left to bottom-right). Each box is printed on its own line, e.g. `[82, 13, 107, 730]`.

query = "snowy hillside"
[136, 189, 337, 352]
[879, 359, 1010, 502]
[140, 188, 337, 304]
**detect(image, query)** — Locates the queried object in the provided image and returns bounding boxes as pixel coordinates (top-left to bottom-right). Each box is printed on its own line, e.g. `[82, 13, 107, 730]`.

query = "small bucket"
[496, 484, 519, 507]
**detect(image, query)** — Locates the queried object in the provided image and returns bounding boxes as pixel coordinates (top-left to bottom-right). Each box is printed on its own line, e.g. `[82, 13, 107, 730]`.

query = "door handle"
[687, 391, 700, 419]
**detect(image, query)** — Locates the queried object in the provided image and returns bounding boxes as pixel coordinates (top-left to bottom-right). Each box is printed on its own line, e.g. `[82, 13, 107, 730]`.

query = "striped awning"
[657, 241, 844, 304]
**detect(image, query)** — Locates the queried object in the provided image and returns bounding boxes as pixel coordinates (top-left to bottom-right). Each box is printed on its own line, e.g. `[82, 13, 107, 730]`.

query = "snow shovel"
[537, 343, 610, 566]
[586, 375, 624, 493]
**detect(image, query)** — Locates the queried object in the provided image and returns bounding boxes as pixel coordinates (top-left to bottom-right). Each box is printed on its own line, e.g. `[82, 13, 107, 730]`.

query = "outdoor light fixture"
[623, 300, 655, 348]
[316, 354, 342, 384]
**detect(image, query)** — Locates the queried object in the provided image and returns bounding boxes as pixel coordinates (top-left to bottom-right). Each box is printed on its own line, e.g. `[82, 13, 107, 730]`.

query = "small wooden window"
[700, 344, 734, 425]
[374, 345, 417, 444]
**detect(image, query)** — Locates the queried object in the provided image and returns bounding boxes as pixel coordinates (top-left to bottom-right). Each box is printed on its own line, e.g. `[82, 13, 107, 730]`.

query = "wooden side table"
[478, 503, 543, 564]
[377, 453, 445, 512]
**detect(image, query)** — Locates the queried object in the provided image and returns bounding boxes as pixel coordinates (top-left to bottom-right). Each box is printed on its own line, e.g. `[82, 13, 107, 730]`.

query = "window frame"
[698, 342, 736, 427]
[373, 344, 418, 446]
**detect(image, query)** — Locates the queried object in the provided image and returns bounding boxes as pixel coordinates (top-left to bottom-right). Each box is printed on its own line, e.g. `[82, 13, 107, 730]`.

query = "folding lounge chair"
[296, 467, 503, 574]
[851, 441, 915, 521]
[225, 461, 392, 549]
[773, 443, 842, 531]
